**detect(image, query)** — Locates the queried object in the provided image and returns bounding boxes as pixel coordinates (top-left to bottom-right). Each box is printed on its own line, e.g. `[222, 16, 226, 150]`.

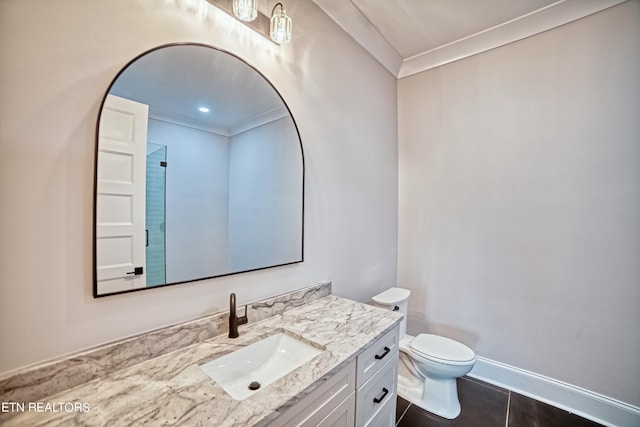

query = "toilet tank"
[371, 287, 410, 338]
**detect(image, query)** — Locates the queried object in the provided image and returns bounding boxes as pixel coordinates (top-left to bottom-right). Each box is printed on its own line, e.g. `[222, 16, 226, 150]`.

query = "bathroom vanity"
[0, 290, 402, 427]
[270, 322, 400, 427]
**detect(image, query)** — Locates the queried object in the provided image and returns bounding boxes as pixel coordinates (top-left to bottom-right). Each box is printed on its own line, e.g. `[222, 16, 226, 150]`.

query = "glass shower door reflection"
[145, 144, 167, 287]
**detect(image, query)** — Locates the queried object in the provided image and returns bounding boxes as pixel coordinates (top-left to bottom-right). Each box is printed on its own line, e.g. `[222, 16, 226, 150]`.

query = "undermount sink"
[200, 332, 323, 400]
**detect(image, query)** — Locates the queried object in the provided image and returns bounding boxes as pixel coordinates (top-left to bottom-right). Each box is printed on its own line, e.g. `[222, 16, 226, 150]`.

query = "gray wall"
[0, 0, 398, 373]
[228, 117, 303, 272]
[397, 1, 640, 406]
[148, 119, 231, 283]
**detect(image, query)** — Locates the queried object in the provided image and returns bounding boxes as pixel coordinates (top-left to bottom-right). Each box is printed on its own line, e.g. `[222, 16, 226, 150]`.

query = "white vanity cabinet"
[268, 324, 400, 427]
[355, 324, 400, 427]
[268, 359, 356, 427]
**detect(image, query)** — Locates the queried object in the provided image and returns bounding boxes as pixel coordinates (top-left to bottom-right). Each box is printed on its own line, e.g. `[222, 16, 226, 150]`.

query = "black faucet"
[228, 293, 248, 338]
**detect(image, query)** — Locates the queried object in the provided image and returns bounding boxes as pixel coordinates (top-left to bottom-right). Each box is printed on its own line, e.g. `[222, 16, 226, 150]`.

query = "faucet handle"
[238, 304, 248, 326]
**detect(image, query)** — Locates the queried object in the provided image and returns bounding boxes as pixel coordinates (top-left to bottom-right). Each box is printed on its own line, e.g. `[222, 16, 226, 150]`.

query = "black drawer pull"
[374, 346, 390, 360]
[373, 387, 389, 404]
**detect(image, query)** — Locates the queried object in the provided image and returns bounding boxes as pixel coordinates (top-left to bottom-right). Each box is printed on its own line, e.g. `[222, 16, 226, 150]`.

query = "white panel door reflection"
[96, 95, 148, 294]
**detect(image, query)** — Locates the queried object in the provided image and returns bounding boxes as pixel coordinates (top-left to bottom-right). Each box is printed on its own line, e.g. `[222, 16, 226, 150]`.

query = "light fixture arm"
[271, 2, 284, 16]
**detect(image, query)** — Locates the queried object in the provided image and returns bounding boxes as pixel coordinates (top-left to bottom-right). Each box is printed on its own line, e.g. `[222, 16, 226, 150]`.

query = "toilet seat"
[409, 334, 475, 365]
[372, 287, 411, 305]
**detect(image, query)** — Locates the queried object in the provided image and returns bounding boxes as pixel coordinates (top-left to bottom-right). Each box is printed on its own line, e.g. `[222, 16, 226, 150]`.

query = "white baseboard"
[468, 356, 640, 427]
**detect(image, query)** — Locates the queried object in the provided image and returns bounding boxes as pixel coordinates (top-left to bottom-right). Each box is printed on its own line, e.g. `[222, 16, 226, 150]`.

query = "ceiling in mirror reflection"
[109, 44, 288, 136]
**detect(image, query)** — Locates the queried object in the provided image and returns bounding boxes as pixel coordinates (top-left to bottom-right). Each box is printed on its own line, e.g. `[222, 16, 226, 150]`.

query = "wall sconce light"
[233, 0, 257, 22]
[270, 3, 292, 44]
[207, 0, 292, 45]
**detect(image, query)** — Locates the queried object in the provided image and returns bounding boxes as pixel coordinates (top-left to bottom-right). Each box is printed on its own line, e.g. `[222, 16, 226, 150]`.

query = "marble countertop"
[4, 296, 402, 426]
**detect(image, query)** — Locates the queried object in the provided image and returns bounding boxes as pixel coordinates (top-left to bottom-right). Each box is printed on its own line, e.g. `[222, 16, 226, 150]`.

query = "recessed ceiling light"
[198, 106, 210, 113]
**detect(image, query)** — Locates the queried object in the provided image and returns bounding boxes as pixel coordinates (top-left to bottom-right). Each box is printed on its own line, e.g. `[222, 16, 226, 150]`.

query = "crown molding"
[312, 0, 403, 77]
[229, 106, 289, 136]
[148, 105, 289, 137]
[398, 0, 628, 78]
[313, 0, 629, 79]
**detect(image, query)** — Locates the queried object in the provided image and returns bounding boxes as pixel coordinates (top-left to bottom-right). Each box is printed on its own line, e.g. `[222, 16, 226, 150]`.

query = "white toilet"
[371, 287, 476, 419]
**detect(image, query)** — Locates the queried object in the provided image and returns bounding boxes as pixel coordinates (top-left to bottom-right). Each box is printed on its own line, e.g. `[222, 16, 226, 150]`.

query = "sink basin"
[200, 332, 323, 400]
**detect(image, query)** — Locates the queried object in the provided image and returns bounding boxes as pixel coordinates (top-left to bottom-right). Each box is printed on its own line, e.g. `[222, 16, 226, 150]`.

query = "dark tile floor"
[395, 376, 604, 427]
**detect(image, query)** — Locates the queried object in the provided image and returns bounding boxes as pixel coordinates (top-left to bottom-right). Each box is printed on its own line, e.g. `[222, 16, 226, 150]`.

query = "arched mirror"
[93, 44, 304, 297]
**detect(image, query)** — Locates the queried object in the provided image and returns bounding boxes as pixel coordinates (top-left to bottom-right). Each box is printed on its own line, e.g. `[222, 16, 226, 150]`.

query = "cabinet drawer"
[363, 394, 395, 427]
[356, 324, 399, 388]
[269, 359, 355, 427]
[355, 356, 398, 427]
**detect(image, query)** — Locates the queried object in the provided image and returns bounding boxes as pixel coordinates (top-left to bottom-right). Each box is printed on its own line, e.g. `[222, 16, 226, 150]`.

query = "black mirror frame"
[92, 43, 305, 298]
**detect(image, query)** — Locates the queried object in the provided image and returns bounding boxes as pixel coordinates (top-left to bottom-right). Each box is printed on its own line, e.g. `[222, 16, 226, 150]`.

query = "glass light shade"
[233, 0, 257, 22]
[270, 6, 292, 44]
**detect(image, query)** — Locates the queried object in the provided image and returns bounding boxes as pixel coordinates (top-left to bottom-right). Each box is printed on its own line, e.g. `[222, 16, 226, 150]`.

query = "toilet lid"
[409, 334, 475, 363]
[372, 287, 410, 305]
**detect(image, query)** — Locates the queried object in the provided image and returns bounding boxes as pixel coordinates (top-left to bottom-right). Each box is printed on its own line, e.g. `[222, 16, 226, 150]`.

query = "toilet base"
[397, 352, 463, 419]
